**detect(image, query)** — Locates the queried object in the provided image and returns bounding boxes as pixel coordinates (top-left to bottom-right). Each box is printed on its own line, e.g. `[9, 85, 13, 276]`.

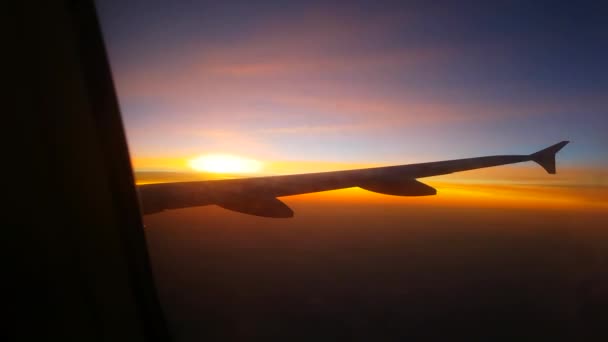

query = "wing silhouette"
[138, 141, 569, 218]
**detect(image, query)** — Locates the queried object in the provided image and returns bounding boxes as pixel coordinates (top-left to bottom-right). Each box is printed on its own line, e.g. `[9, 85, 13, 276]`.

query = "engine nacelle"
[218, 197, 294, 218]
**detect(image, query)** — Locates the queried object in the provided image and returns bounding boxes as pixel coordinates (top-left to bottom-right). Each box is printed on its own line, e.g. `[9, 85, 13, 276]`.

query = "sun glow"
[189, 154, 263, 174]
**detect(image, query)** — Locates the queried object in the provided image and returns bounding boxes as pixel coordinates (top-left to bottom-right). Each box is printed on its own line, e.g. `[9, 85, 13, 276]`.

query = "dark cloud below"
[144, 201, 608, 341]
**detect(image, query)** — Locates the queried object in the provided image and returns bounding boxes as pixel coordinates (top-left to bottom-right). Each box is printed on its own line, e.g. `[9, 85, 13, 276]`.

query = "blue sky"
[97, 0, 607, 166]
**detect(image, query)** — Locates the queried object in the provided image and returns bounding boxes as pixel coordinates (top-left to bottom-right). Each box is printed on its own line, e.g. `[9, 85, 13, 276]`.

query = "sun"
[188, 154, 263, 174]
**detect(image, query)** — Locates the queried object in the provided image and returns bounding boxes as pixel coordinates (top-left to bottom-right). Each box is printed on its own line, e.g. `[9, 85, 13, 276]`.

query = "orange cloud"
[283, 181, 608, 212]
[133, 160, 608, 213]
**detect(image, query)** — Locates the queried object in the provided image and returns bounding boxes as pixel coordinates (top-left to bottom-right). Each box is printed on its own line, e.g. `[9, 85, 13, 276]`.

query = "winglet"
[530, 141, 569, 174]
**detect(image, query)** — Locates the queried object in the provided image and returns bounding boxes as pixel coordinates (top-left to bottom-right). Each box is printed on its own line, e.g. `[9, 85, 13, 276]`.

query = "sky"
[97, 0, 607, 203]
[95, 3, 608, 339]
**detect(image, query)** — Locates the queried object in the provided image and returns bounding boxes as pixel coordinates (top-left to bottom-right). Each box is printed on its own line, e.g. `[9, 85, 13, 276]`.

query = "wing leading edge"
[138, 141, 569, 218]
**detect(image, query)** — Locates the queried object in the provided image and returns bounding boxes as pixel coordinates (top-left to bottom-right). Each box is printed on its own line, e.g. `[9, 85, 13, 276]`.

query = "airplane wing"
[137, 141, 569, 218]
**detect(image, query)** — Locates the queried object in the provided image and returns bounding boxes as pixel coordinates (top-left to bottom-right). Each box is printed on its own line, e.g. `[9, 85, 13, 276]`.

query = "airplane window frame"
[54, 1, 171, 340]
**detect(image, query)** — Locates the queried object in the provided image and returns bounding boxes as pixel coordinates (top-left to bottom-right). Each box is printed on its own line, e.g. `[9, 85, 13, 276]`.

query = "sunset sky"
[95, 3, 608, 338]
[97, 1, 607, 208]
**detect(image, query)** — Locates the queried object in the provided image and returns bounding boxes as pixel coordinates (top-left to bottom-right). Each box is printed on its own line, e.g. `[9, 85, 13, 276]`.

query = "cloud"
[106, 3, 607, 166]
[110, 6, 453, 97]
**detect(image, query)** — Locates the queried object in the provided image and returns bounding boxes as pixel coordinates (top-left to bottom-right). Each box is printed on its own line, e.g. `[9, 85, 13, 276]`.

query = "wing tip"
[531, 141, 570, 174]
